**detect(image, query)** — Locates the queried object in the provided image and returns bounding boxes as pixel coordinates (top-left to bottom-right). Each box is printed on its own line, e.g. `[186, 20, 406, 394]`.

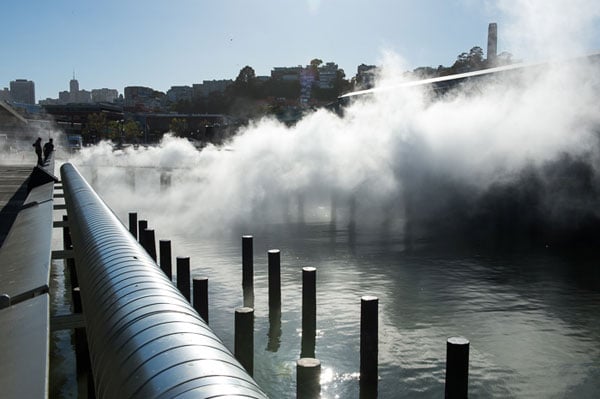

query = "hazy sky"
[2, 0, 600, 102]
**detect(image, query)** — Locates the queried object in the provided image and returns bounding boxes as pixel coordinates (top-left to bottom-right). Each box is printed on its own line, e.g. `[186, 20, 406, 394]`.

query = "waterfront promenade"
[0, 159, 57, 398]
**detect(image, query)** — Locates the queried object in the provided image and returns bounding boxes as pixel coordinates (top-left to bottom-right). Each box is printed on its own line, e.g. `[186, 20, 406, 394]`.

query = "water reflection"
[267, 303, 282, 353]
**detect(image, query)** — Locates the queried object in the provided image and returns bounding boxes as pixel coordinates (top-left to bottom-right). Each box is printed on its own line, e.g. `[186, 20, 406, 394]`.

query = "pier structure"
[0, 158, 267, 398]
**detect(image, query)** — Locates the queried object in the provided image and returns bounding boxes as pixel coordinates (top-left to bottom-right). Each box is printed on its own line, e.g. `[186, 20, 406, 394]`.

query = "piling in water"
[193, 277, 209, 324]
[297, 357, 321, 399]
[0, 294, 10, 309]
[242, 235, 253, 287]
[142, 229, 157, 262]
[138, 220, 148, 244]
[301, 267, 317, 358]
[445, 337, 470, 399]
[360, 296, 379, 396]
[128, 212, 137, 239]
[176, 257, 191, 301]
[268, 249, 281, 308]
[267, 302, 282, 352]
[235, 306, 254, 376]
[159, 240, 172, 280]
[243, 284, 255, 308]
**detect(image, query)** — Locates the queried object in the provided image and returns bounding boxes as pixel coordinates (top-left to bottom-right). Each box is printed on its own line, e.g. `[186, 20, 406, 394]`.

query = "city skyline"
[2, 1, 600, 102]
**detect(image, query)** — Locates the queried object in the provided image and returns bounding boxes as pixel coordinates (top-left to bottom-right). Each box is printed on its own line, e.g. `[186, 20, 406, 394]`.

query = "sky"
[2, 0, 600, 102]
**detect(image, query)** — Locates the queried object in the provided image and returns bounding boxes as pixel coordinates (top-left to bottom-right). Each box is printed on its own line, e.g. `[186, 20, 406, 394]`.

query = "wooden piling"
[445, 337, 470, 399]
[176, 257, 191, 301]
[159, 240, 172, 280]
[0, 294, 10, 309]
[268, 249, 281, 308]
[267, 303, 282, 353]
[193, 277, 209, 324]
[242, 235, 253, 287]
[243, 284, 255, 308]
[360, 296, 379, 395]
[235, 306, 254, 376]
[138, 220, 148, 244]
[297, 358, 321, 399]
[128, 212, 138, 239]
[301, 267, 317, 358]
[142, 229, 157, 262]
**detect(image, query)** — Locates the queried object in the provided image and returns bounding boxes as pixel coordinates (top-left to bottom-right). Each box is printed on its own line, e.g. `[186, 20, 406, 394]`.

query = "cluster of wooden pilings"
[129, 212, 470, 398]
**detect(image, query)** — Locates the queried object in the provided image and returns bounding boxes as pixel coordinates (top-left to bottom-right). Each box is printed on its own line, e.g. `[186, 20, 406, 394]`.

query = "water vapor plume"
[498, 0, 600, 60]
[69, 1, 600, 249]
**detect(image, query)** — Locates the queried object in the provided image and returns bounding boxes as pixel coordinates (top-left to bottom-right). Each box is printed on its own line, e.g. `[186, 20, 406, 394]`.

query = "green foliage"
[123, 120, 141, 142]
[169, 118, 188, 137]
[107, 120, 121, 141]
[82, 112, 107, 142]
[231, 66, 258, 98]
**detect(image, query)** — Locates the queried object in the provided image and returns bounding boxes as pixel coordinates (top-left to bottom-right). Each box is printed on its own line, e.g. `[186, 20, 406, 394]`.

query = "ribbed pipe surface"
[61, 163, 268, 399]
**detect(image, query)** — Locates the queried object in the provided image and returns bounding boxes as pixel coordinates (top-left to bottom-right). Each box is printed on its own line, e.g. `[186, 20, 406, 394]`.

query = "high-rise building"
[0, 87, 11, 101]
[166, 86, 192, 103]
[318, 62, 341, 89]
[192, 80, 233, 98]
[124, 86, 164, 111]
[271, 66, 303, 81]
[91, 88, 119, 103]
[9, 79, 35, 104]
[69, 76, 89, 103]
[355, 64, 377, 89]
[70, 78, 79, 94]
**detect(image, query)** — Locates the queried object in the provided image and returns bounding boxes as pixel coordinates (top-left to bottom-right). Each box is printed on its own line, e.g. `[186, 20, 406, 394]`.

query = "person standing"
[32, 137, 42, 165]
[43, 138, 54, 162]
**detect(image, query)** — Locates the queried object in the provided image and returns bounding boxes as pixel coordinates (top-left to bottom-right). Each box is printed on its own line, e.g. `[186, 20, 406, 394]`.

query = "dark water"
[161, 222, 600, 398]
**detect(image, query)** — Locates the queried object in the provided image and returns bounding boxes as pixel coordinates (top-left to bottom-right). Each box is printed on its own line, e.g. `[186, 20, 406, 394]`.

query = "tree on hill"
[231, 66, 258, 98]
[310, 58, 323, 74]
[450, 46, 485, 73]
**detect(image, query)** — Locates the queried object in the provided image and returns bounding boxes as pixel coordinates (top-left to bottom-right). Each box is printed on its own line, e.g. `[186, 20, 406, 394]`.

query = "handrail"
[60, 162, 268, 399]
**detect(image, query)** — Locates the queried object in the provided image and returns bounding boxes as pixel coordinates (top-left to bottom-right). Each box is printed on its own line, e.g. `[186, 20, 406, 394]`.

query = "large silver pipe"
[60, 163, 268, 399]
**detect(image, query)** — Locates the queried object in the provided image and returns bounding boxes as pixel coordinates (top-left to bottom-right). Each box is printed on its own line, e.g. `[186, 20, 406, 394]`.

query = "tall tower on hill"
[487, 23, 498, 65]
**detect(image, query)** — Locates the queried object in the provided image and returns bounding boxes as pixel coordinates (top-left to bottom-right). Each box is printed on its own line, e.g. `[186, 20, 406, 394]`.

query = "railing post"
[193, 277, 209, 323]
[235, 307, 254, 376]
[176, 257, 191, 302]
[445, 337, 470, 399]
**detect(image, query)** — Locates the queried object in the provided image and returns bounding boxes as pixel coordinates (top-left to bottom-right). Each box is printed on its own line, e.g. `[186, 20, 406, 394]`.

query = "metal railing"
[60, 162, 268, 399]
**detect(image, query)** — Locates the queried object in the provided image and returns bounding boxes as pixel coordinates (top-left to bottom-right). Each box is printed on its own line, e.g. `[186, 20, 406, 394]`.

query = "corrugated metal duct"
[61, 163, 268, 399]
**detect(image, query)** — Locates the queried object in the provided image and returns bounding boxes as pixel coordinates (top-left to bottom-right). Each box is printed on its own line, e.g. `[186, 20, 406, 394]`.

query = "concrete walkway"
[0, 158, 57, 399]
[0, 165, 32, 246]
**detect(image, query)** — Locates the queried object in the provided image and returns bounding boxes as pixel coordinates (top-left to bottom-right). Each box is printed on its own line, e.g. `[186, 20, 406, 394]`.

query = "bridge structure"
[0, 156, 268, 398]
